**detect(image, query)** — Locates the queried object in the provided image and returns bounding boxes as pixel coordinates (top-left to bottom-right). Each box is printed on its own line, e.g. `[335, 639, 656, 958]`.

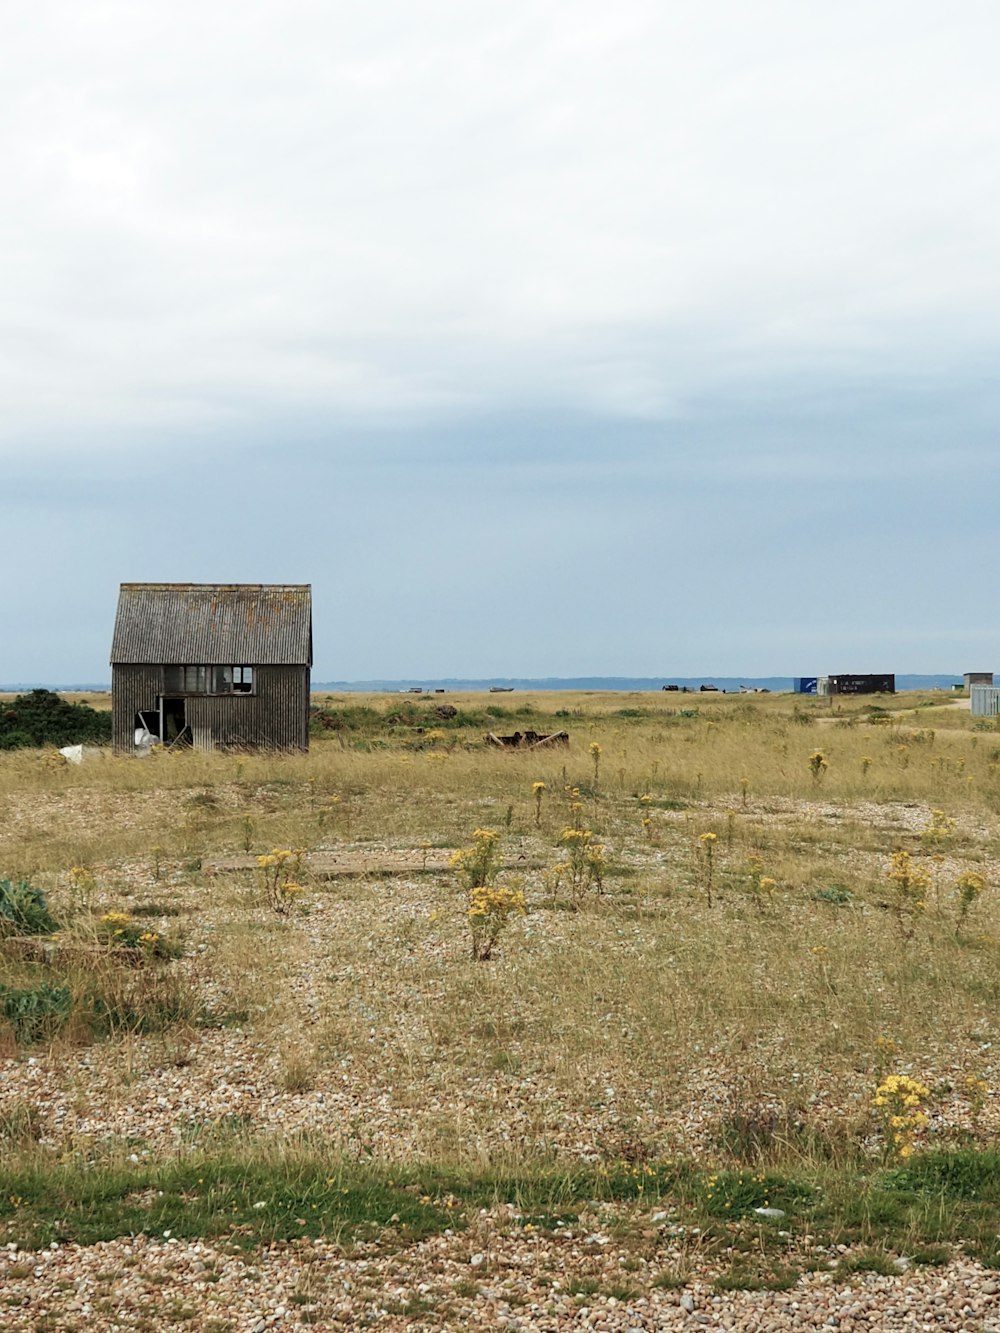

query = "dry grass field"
[2, 689, 1000, 1330]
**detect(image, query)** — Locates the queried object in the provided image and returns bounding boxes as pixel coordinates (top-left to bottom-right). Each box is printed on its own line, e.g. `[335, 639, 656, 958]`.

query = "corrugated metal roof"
[111, 584, 313, 665]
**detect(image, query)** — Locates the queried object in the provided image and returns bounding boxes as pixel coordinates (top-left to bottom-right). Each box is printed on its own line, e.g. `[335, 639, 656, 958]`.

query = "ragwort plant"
[553, 826, 606, 905]
[921, 809, 956, 847]
[873, 1034, 899, 1079]
[532, 781, 546, 828]
[955, 870, 986, 934]
[872, 1073, 930, 1160]
[698, 832, 717, 907]
[449, 828, 502, 890]
[68, 865, 96, 912]
[450, 829, 525, 959]
[963, 1073, 989, 1134]
[468, 880, 527, 961]
[97, 912, 179, 961]
[589, 742, 602, 795]
[256, 848, 306, 915]
[745, 856, 776, 912]
[885, 850, 930, 939]
[639, 794, 654, 842]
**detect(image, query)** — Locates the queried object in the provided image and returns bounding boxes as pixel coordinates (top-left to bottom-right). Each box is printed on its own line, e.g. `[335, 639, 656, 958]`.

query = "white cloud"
[1, 0, 999, 452]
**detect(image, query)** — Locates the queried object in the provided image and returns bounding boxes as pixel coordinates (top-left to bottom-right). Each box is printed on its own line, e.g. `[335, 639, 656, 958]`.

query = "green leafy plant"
[0, 982, 72, 1043]
[0, 879, 59, 936]
[815, 885, 852, 906]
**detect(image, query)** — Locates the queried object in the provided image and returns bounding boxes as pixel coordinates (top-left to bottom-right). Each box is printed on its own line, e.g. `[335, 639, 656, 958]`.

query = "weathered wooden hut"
[110, 584, 312, 754]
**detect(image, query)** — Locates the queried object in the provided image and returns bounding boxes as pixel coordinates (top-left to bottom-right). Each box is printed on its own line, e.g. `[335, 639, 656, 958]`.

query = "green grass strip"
[1, 1150, 1000, 1263]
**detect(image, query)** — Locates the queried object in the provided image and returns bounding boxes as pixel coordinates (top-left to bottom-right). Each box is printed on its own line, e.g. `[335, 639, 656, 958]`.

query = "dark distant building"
[964, 672, 994, 692]
[110, 583, 312, 754]
[818, 673, 895, 696]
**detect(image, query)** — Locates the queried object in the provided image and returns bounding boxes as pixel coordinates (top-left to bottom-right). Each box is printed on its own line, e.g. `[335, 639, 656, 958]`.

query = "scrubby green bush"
[0, 689, 111, 750]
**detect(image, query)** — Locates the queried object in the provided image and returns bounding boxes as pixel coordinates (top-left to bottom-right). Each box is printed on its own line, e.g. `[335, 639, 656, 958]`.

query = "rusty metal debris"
[484, 729, 570, 750]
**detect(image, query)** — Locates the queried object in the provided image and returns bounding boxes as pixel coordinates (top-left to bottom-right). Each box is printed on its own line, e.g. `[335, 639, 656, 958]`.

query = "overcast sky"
[2, 1, 999, 683]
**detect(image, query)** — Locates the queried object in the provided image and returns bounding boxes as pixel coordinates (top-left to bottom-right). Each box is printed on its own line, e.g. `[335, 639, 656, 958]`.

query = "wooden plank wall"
[111, 665, 161, 754]
[112, 665, 310, 753]
[185, 667, 310, 750]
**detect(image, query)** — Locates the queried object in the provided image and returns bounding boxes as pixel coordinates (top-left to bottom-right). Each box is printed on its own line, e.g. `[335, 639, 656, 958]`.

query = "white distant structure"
[970, 684, 1000, 717]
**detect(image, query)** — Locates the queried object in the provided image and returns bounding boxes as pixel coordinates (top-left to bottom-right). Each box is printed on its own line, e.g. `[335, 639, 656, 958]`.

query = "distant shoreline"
[312, 674, 965, 693]
[1, 674, 967, 694]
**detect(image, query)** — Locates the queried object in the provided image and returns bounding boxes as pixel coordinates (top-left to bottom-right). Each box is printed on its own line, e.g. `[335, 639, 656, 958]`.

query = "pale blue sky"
[2, 2, 999, 682]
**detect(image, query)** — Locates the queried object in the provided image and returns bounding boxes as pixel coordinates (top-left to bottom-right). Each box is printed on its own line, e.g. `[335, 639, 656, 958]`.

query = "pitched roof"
[110, 584, 313, 666]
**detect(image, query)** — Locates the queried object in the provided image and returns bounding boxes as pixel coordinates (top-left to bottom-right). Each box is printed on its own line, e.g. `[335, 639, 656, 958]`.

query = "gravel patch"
[1, 1228, 998, 1331]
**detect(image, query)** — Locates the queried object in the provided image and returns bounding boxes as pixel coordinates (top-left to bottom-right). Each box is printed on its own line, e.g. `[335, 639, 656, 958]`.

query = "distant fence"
[971, 685, 1000, 717]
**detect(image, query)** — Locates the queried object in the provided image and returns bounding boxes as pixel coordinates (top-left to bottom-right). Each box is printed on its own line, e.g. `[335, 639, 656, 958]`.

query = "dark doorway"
[160, 697, 189, 746]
